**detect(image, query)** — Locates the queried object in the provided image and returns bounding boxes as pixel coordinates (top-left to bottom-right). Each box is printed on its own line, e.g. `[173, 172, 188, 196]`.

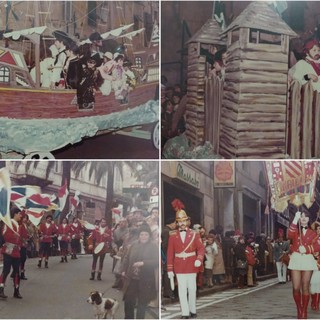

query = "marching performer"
[37, 215, 58, 268]
[167, 199, 205, 319]
[88, 218, 112, 281]
[0, 207, 23, 299]
[288, 209, 320, 319]
[58, 218, 71, 263]
[69, 217, 83, 260]
[19, 212, 30, 280]
[310, 218, 320, 311]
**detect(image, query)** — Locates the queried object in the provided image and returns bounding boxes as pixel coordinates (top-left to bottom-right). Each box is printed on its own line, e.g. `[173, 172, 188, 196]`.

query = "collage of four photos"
[1, 1, 320, 319]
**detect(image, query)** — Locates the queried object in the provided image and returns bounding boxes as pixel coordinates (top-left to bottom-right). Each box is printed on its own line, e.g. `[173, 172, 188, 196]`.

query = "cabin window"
[0, 66, 10, 83]
[249, 29, 281, 45]
[135, 57, 142, 68]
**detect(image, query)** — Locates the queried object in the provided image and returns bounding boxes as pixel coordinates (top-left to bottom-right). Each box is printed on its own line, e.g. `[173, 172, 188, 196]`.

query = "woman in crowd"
[121, 222, 158, 319]
[234, 235, 247, 289]
[288, 209, 320, 319]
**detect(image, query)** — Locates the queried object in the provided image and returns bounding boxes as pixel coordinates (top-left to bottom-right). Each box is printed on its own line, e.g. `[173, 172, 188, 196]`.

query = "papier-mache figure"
[167, 199, 205, 319]
[289, 38, 320, 92]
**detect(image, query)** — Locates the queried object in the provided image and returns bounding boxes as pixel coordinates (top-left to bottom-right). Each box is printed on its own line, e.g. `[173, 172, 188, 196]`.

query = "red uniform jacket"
[246, 245, 256, 266]
[70, 222, 83, 240]
[91, 227, 112, 249]
[39, 222, 58, 243]
[19, 223, 29, 248]
[167, 228, 205, 274]
[1, 220, 22, 258]
[288, 222, 320, 254]
[58, 224, 71, 242]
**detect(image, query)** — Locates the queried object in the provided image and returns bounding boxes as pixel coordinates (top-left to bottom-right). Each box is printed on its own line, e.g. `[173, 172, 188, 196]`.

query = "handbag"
[237, 259, 247, 269]
[280, 253, 290, 266]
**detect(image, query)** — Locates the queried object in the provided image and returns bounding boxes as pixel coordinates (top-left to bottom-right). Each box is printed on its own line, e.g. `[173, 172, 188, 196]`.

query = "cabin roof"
[222, 1, 297, 37]
[186, 19, 226, 45]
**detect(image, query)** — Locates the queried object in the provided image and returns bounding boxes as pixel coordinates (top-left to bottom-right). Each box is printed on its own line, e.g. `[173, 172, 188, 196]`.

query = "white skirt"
[310, 270, 320, 293]
[288, 252, 318, 271]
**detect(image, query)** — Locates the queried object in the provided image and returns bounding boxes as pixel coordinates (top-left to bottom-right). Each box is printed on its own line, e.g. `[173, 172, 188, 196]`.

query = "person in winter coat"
[121, 222, 158, 319]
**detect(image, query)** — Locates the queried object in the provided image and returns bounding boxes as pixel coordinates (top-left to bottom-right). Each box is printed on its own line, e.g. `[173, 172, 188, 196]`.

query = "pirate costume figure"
[167, 199, 205, 319]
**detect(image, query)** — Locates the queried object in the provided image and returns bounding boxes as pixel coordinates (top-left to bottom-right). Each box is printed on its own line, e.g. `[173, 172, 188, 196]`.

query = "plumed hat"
[171, 198, 188, 222]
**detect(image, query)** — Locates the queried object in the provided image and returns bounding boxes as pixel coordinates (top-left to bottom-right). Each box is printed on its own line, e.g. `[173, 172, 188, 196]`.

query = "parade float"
[0, 1, 159, 158]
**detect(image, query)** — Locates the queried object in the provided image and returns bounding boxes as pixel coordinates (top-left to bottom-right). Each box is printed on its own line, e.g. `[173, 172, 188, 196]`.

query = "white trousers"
[276, 261, 287, 282]
[176, 273, 197, 316]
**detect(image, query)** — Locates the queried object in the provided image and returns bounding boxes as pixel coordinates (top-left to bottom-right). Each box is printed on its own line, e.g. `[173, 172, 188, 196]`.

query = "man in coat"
[167, 204, 205, 319]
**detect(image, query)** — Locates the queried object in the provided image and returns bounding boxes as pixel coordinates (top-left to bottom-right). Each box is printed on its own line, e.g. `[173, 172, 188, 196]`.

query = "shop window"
[88, 1, 97, 27]
[0, 66, 10, 83]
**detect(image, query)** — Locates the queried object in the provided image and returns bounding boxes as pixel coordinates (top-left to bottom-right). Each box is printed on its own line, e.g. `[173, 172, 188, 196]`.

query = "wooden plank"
[226, 70, 288, 85]
[227, 59, 288, 73]
[301, 82, 313, 159]
[237, 112, 286, 122]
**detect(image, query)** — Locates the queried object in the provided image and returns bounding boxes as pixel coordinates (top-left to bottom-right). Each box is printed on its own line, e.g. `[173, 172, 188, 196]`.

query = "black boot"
[71, 254, 75, 260]
[0, 287, 7, 299]
[13, 287, 22, 299]
[45, 260, 48, 268]
[60, 257, 64, 263]
[20, 272, 28, 280]
[74, 254, 78, 259]
[64, 256, 68, 263]
[97, 272, 102, 281]
[37, 260, 42, 268]
[90, 272, 95, 280]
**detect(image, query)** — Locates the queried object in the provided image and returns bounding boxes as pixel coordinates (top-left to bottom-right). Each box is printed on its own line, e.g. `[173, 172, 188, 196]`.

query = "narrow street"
[162, 278, 320, 319]
[0, 254, 159, 319]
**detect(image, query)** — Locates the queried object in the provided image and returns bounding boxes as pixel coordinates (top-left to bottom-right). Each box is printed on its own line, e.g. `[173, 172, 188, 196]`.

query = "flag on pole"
[11, 185, 41, 208]
[25, 193, 57, 211]
[149, 21, 159, 47]
[70, 190, 80, 213]
[213, 1, 226, 31]
[58, 180, 69, 212]
[0, 168, 13, 230]
[26, 208, 45, 226]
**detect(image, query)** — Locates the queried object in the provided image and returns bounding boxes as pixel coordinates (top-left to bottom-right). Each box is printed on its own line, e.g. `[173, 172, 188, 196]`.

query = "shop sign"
[176, 163, 200, 189]
[213, 161, 236, 187]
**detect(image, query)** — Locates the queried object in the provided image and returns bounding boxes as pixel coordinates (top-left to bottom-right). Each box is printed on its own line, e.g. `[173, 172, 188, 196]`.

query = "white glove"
[194, 259, 201, 267]
[299, 245, 306, 254]
[168, 271, 174, 279]
[293, 211, 301, 224]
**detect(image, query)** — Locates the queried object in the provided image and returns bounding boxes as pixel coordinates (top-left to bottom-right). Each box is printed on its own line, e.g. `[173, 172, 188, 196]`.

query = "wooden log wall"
[287, 80, 320, 159]
[205, 75, 224, 153]
[186, 43, 206, 146]
[219, 39, 289, 158]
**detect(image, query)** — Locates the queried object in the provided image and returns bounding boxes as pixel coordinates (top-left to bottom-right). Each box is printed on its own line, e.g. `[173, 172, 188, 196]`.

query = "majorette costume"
[288, 218, 320, 319]
[167, 199, 205, 318]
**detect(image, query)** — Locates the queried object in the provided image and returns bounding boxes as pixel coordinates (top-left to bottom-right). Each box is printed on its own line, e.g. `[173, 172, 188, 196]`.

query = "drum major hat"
[176, 209, 188, 222]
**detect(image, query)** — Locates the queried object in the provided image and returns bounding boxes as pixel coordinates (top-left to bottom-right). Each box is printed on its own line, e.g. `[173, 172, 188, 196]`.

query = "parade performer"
[310, 218, 320, 311]
[273, 228, 290, 284]
[69, 217, 83, 260]
[19, 212, 30, 280]
[0, 207, 23, 299]
[288, 209, 320, 319]
[289, 38, 320, 92]
[37, 215, 58, 268]
[88, 218, 112, 281]
[58, 218, 71, 263]
[167, 199, 205, 319]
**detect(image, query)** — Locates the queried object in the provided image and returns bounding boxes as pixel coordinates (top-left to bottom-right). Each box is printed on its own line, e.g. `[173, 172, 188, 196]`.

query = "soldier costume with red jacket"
[37, 215, 58, 268]
[88, 218, 112, 281]
[58, 220, 71, 263]
[0, 207, 23, 299]
[69, 217, 83, 259]
[167, 199, 205, 319]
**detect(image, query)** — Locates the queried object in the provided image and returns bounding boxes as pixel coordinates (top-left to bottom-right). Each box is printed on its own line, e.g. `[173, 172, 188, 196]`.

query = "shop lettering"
[176, 163, 200, 188]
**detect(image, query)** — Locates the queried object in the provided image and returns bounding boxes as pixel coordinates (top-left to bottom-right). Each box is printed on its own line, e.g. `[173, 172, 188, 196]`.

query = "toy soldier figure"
[167, 199, 205, 319]
[0, 207, 23, 299]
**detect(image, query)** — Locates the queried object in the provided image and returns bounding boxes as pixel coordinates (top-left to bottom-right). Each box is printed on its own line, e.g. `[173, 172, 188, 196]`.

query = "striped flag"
[0, 168, 13, 230]
[26, 208, 45, 226]
[283, 161, 303, 179]
[58, 180, 69, 211]
[70, 190, 80, 213]
[26, 193, 58, 211]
